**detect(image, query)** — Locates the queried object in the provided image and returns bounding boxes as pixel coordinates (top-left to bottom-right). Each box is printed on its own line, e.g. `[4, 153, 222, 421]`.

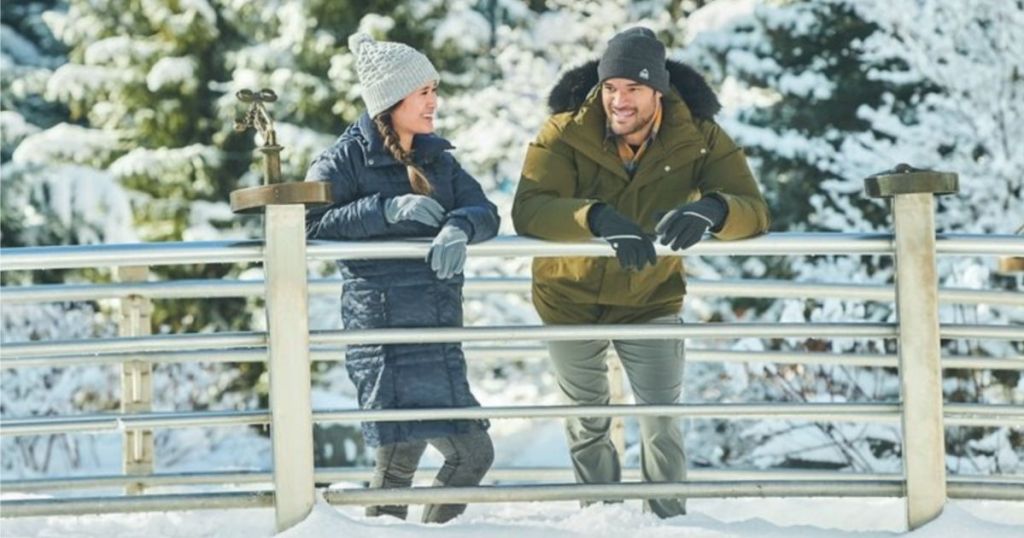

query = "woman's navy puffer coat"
[305, 113, 499, 447]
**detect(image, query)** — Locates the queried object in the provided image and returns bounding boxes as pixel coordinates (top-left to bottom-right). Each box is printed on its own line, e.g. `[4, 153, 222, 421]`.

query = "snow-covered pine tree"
[832, 0, 1023, 474]
[1, 1, 265, 476]
[24, 0, 250, 332]
[2, 0, 134, 250]
[685, 0, 1021, 474]
[2, 0, 127, 475]
[678, 0, 907, 472]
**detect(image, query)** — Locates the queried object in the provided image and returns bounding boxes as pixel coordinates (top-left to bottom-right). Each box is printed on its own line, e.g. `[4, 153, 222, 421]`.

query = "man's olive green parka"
[513, 60, 770, 324]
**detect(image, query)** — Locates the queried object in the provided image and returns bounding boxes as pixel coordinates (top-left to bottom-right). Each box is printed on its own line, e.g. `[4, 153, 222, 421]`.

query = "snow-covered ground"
[2, 497, 1022, 537]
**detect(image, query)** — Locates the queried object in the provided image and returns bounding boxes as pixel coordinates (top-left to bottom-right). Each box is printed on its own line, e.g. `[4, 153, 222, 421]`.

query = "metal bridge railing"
[2, 321, 1020, 359]
[3, 275, 1021, 306]
[2, 402, 1021, 438]
[2, 228, 1023, 527]
[1, 232, 1021, 272]
[5, 466, 1020, 493]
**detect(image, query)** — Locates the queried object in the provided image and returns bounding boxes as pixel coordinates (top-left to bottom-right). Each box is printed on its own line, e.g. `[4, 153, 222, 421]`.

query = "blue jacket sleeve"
[444, 157, 500, 244]
[304, 148, 425, 240]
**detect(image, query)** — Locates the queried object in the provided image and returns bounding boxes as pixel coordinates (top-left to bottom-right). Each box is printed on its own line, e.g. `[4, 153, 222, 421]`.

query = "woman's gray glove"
[384, 194, 445, 227]
[427, 225, 469, 280]
[654, 196, 727, 251]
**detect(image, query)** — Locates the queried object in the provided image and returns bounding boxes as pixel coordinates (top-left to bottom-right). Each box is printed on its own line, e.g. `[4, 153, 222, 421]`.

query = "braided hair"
[373, 109, 433, 195]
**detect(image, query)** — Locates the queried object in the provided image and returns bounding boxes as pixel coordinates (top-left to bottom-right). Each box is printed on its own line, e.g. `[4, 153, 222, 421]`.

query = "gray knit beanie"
[348, 32, 440, 118]
[598, 27, 671, 96]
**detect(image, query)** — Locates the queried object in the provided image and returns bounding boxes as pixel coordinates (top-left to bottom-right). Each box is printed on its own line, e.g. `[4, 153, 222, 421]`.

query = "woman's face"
[391, 81, 439, 137]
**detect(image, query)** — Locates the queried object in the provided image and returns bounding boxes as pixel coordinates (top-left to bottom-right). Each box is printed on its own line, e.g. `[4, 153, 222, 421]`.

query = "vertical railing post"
[229, 88, 330, 532]
[115, 266, 154, 495]
[865, 164, 959, 530]
[263, 204, 315, 530]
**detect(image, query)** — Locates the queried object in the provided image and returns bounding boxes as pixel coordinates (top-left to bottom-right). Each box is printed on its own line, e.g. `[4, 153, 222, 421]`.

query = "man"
[512, 27, 770, 518]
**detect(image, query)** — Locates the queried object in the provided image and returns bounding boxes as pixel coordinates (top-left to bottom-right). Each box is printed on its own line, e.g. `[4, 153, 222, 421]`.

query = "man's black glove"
[654, 196, 728, 251]
[588, 204, 657, 271]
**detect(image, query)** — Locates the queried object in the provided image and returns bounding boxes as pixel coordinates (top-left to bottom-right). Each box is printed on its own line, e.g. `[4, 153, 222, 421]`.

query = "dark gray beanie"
[597, 27, 670, 95]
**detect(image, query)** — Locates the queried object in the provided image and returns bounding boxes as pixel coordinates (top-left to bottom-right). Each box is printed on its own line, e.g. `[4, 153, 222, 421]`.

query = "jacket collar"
[352, 112, 454, 168]
[547, 59, 721, 120]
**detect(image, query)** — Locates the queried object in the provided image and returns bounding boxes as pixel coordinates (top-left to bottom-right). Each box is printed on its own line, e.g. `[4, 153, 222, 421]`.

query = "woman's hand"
[427, 225, 469, 279]
[384, 194, 445, 227]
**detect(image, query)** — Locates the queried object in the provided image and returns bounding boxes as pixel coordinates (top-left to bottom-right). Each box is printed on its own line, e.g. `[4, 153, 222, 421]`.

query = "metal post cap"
[998, 224, 1024, 274]
[864, 163, 959, 198]
[998, 257, 1024, 274]
[230, 182, 331, 214]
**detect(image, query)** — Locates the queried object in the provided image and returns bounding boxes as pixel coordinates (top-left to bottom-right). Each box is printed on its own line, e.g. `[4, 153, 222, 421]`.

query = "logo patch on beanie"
[639, 68, 650, 80]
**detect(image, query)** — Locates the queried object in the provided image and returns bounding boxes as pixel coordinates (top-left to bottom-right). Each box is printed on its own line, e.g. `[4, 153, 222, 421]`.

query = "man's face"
[601, 78, 661, 138]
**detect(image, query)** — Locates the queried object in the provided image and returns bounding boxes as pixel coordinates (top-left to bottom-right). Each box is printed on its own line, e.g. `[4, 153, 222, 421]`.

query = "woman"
[304, 33, 499, 524]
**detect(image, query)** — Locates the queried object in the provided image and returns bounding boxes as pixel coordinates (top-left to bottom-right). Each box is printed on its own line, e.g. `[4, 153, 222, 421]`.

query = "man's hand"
[588, 204, 657, 271]
[384, 194, 445, 227]
[654, 197, 727, 251]
[427, 224, 469, 280]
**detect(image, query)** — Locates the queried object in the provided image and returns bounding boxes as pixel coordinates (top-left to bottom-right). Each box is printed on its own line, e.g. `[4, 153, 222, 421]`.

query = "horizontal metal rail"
[4, 345, 1022, 371]
[321, 479, 1024, 506]
[0, 403, 903, 437]
[690, 350, 1024, 371]
[933, 234, 1024, 256]
[0, 491, 273, 518]
[0, 469, 904, 492]
[3, 324, 1017, 366]
[1, 348, 276, 368]
[4, 467, 1020, 493]
[353, 480, 1023, 503]
[3, 479, 1019, 518]
[940, 325, 1023, 340]
[4, 346, 1019, 370]
[1, 332, 267, 359]
[0, 409, 271, 437]
[0, 240, 264, 272]
[944, 404, 1024, 427]
[310, 323, 899, 347]
[946, 481, 1024, 501]
[3, 233, 1023, 272]
[313, 403, 903, 424]
[6, 402, 1018, 439]
[3, 323, 902, 360]
[3, 277, 1020, 307]
[308, 323, 1024, 347]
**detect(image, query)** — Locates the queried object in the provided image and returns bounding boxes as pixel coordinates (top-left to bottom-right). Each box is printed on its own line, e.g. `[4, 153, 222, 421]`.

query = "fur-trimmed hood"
[547, 59, 721, 121]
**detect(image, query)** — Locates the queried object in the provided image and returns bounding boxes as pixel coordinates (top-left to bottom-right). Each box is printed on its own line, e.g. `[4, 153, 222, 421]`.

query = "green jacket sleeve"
[696, 121, 771, 240]
[512, 117, 597, 241]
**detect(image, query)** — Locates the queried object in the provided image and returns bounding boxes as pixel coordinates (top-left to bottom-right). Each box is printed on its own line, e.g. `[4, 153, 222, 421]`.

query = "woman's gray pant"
[546, 315, 686, 519]
[366, 428, 494, 523]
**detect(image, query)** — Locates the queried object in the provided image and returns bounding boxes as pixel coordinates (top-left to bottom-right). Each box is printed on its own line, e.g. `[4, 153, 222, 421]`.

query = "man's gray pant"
[546, 315, 686, 518]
